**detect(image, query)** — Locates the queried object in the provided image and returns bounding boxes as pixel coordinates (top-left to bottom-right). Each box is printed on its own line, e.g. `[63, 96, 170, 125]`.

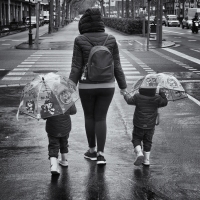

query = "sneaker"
[97, 155, 106, 165]
[84, 150, 97, 161]
[59, 160, 68, 167]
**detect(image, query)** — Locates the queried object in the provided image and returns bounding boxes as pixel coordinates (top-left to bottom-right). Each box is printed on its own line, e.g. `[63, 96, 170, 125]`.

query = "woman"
[69, 8, 127, 165]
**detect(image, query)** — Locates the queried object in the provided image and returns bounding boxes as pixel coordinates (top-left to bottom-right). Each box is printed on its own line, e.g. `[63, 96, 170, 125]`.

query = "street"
[0, 22, 200, 199]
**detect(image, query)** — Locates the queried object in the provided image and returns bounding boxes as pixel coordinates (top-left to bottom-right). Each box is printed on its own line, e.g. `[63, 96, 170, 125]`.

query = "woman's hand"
[120, 88, 128, 96]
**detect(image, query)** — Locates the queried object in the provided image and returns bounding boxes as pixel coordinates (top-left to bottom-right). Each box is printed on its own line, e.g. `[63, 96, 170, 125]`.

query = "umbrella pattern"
[131, 73, 188, 101]
[16, 73, 78, 120]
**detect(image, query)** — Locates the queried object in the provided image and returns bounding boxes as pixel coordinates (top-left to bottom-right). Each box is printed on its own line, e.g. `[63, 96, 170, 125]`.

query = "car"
[165, 15, 180, 27]
[25, 16, 37, 28]
[44, 16, 49, 24]
[145, 16, 155, 24]
[182, 16, 193, 29]
[154, 16, 167, 25]
[74, 16, 80, 21]
[39, 16, 45, 26]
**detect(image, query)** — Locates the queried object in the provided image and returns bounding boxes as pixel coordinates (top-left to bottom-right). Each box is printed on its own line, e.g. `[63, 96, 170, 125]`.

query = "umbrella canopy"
[131, 73, 188, 101]
[16, 72, 78, 120]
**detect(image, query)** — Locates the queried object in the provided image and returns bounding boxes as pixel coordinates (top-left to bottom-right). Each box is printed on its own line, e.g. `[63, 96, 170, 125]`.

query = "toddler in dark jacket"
[45, 104, 77, 175]
[121, 88, 168, 166]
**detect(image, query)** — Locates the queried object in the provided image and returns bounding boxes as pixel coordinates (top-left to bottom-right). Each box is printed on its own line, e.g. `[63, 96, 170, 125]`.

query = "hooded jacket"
[124, 90, 168, 129]
[69, 8, 127, 90]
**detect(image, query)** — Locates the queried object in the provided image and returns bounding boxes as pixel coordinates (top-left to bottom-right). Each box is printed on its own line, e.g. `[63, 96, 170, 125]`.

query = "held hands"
[120, 88, 128, 96]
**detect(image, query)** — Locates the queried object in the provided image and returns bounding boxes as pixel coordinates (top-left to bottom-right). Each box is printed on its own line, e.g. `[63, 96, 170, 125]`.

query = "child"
[121, 88, 168, 166]
[45, 103, 77, 175]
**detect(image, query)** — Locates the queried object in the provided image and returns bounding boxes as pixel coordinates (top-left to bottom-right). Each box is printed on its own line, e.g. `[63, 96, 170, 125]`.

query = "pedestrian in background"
[69, 8, 127, 165]
[45, 103, 77, 175]
[121, 88, 168, 166]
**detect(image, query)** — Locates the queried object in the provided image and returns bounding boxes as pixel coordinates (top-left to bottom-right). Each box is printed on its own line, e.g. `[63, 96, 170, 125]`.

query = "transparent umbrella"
[16, 72, 78, 120]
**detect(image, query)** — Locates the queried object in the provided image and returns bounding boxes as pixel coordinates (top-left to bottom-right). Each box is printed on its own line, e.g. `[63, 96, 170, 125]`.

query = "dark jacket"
[45, 104, 77, 137]
[69, 8, 127, 90]
[124, 91, 168, 129]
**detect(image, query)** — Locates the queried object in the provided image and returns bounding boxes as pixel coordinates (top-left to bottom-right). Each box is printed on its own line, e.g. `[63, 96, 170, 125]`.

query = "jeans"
[79, 88, 115, 152]
[48, 135, 69, 158]
[132, 126, 154, 152]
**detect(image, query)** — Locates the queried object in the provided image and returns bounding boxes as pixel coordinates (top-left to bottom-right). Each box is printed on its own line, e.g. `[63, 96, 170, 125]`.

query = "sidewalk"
[15, 23, 175, 50]
[1, 22, 200, 199]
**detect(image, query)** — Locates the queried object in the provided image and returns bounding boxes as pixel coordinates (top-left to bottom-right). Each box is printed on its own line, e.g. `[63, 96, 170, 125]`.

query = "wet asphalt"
[0, 23, 200, 200]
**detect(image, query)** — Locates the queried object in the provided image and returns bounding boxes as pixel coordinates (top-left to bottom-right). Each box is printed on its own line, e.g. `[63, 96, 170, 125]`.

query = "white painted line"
[163, 30, 185, 34]
[2, 44, 11, 45]
[180, 80, 200, 83]
[188, 69, 197, 70]
[135, 40, 143, 45]
[123, 68, 136, 70]
[0, 69, 5, 70]
[21, 62, 35, 64]
[2, 77, 21, 80]
[173, 41, 181, 43]
[121, 61, 131, 64]
[187, 94, 200, 107]
[145, 69, 154, 71]
[124, 71, 140, 74]
[164, 48, 200, 65]
[188, 40, 196, 42]
[128, 43, 133, 45]
[13, 68, 29, 71]
[7, 72, 26, 75]
[17, 65, 32, 68]
[117, 41, 121, 46]
[191, 49, 200, 53]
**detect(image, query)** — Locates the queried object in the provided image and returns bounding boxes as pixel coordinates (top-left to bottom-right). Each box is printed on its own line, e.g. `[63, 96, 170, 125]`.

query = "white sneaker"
[134, 145, 144, 166]
[50, 157, 60, 175]
[59, 160, 68, 167]
[143, 151, 150, 166]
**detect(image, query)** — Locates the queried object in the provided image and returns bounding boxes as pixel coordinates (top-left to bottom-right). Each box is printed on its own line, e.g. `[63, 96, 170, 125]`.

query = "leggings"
[79, 88, 115, 152]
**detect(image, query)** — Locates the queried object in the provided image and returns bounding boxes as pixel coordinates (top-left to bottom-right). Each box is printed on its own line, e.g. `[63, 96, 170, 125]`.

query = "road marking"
[121, 49, 156, 74]
[2, 44, 11, 45]
[117, 41, 121, 46]
[164, 48, 200, 65]
[191, 49, 200, 53]
[135, 40, 143, 45]
[187, 94, 200, 107]
[188, 40, 196, 42]
[163, 30, 185, 34]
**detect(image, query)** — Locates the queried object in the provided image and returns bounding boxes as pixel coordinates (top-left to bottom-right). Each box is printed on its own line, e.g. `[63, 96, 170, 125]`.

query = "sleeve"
[112, 38, 127, 90]
[69, 104, 77, 115]
[158, 91, 168, 108]
[124, 93, 137, 105]
[69, 37, 84, 85]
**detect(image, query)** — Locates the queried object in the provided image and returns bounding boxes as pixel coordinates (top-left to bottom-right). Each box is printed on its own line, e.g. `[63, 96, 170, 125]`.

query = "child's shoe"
[50, 157, 60, 175]
[142, 151, 150, 166]
[134, 145, 144, 166]
[59, 153, 68, 167]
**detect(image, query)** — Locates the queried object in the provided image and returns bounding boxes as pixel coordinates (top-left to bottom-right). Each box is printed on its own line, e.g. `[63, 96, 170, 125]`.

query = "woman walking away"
[69, 8, 127, 165]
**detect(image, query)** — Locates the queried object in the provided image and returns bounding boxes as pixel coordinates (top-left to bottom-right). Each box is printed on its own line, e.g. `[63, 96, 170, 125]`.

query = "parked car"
[154, 16, 167, 25]
[145, 15, 155, 24]
[39, 16, 44, 26]
[182, 16, 193, 29]
[25, 16, 37, 28]
[44, 16, 49, 24]
[165, 15, 180, 27]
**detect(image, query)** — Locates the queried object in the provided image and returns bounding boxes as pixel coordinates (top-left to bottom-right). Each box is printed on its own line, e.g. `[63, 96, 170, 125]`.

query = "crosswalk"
[1, 50, 156, 86]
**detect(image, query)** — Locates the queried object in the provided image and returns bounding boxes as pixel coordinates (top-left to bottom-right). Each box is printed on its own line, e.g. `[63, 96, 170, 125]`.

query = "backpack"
[81, 34, 114, 82]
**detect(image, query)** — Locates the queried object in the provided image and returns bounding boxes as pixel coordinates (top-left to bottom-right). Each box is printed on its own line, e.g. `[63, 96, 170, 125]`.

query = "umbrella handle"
[155, 113, 160, 126]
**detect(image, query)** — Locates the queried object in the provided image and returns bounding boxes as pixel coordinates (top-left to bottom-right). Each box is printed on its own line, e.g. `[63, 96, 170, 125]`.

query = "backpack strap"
[103, 34, 110, 46]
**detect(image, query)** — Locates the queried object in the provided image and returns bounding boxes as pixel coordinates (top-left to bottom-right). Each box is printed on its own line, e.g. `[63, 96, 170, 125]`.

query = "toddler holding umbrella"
[121, 83, 168, 166]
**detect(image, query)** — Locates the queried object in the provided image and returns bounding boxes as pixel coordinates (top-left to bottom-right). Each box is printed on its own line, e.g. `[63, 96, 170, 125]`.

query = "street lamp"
[29, 0, 33, 45]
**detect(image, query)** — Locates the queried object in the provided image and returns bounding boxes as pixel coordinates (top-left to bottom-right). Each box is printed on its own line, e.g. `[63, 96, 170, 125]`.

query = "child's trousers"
[48, 135, 69, 158]
[132, 126, 154, 152]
